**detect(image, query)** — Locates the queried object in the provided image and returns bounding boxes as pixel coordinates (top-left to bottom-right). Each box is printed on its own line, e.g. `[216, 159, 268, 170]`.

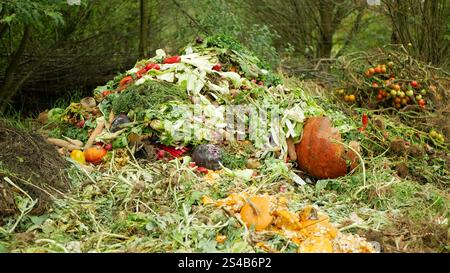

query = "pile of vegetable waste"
[39, 35, 332, 181]
[3, 36, 445, 253]
[25, 35, 384, 252]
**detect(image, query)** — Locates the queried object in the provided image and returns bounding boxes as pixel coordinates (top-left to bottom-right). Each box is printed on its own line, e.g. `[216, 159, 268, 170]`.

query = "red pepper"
[145, 63, 161, 71]
[358, 113, 369, 132]
[158, 144, 188, 158]
[102, 90, 112, 97]
[163, 56, 181, 64]
[212, 63, 222, 71]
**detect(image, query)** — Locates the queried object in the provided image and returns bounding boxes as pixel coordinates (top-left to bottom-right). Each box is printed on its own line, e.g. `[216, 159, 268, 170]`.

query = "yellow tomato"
[429, 130, 438, 138]
[348, 94, 356, 102]
[215, 235, 227, 244]
[70, 149, 86, 165]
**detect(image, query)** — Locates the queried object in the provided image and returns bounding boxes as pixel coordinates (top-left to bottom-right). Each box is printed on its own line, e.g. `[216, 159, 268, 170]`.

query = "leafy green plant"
[112, 80, 188, 117]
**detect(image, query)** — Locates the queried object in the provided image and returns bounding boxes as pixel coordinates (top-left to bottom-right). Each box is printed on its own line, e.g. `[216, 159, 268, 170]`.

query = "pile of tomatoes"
[339, 62, 430, 110]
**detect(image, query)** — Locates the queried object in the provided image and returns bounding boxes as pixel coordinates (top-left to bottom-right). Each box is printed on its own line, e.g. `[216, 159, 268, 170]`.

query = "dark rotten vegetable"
[110, 113, 130, 133]
[191, 144, 222, 170]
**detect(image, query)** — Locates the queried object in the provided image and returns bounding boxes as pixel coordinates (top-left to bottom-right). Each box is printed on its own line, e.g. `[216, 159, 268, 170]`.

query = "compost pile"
[31, 35, 381, 253]
[333, 45, 450, 141]
[0, 121, 70, 218]
[40, 35, 332, 178]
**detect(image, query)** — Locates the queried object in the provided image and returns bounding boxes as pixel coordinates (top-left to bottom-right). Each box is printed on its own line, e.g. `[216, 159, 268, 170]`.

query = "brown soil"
[361, 215, 449, 253]
[0, 121, 70, 218]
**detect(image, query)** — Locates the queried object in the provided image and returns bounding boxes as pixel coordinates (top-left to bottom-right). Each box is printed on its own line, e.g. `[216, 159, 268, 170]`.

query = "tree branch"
[0, 25, 31, 111]
[0, 8, 8, 40]
[335, 6, 366, 58]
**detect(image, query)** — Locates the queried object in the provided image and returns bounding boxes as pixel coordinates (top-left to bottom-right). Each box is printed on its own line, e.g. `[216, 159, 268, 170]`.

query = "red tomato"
[372, 82, 379, 88]
[136, 68, 147, 78]
[145, 63, 154, 70]
[119, 76, 133, 87]
[145, 63, 160, 71]
[84, 146, 107, 164]
[163, 56, 181, 64]
[212, 63, 222, 71]
[374, 67, 381, 74]
[411, 81, 419, 89]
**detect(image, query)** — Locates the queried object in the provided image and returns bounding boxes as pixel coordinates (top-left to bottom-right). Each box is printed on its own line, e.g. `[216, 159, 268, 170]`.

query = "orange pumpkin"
[240, 196, 273, 231]
[295, 117, 358, 179]
[84, 146, 107, 164]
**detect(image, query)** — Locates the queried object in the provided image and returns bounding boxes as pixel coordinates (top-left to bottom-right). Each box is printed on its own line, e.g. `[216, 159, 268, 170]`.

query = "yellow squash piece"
[70, 149, 86, 165]
[299, 236, 333, 253]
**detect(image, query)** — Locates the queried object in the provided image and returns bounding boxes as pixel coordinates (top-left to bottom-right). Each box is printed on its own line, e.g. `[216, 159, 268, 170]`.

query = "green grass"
[53, 89, 85, 110]
[0, 111, 34, 131]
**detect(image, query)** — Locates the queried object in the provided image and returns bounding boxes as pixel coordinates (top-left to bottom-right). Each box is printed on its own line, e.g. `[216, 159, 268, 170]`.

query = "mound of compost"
[0, 122, 70, 217]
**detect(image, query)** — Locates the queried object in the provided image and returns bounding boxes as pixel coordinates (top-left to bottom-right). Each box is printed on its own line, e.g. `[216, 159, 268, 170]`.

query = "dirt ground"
[361, 216, 449, 253]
